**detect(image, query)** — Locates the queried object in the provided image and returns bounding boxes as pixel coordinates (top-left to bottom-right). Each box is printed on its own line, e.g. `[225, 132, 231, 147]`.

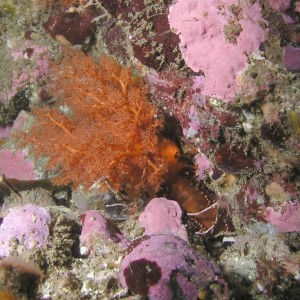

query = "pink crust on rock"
[168, 0, 267, 101]
[0, 205, 51, 257]
[119, 235, 220, 299]
[283, 45, 300, 72]
[138, 197, 188, 241]
[264, 202, 300, 233]
[0, 149, 36, 180]
[267, 0, 291, 12]
[79, 210, 127, 252]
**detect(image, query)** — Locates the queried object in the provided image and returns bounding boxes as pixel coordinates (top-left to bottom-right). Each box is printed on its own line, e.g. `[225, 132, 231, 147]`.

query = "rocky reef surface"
[0, 0, 300, 299]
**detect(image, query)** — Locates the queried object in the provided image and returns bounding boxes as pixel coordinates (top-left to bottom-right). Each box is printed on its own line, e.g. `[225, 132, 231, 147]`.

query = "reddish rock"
[44, 8, 99, 45]
[214, 143, 256, 174]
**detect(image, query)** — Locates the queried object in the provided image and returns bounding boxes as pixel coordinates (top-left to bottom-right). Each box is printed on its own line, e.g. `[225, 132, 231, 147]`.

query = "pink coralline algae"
[0, 127, 11, 139]
[267, 0, 291, 12]
[146, 70, 204, 131]
[138, 197, 188, 241]
[168, 0, 267, 101]
[0, 205, 51, 257]
[0, 41, 49, 103]
[119, 197, 226, 299]
[79, 210, 127, 254]
[0, 149, 36, 180]
[184, 104, 201, 138]
[194, 153, 213, 180]
[264, 202, 300, 233]
[0, 112, 28, 139]
[118, 234, 221, 300]
[283, 45, 300, 72]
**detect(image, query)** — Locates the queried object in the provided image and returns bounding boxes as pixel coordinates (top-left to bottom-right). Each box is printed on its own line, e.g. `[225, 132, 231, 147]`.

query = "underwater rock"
[264, 202, 300, 233]
[44, 7, 99, 45]
[119, 234, 221, 300]
[283, 45, 300, 72]
[138, 197, 188, 241]
[99, 0, 183, 69]
[220, 227, 292, 293]
[214, 143, 256, 174]
[0, 89, 31, 127]
[79, 210, 127, 255]
[0, 149, 36, 180]
[0, 256, 43, 299]
[261, 122, 287, 148]
[267, 0, 291, 12]
[168, 0, 267, 100]
[0, 204, 51, 257]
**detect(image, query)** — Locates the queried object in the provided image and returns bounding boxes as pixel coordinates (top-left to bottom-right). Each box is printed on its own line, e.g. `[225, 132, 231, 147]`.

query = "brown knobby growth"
[21, 50, 168, 197]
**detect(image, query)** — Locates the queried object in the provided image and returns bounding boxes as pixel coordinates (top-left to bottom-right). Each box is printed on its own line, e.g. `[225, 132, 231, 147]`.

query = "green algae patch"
[288, 111, 300, 139]
[0, 2, 16, 17]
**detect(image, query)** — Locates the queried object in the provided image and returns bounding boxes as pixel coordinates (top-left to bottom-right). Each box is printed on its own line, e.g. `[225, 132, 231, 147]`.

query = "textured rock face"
[267, 0, 291, 12]
[118, 234, 220, 300]
[283, 45, 300, 72]
[138, 197, 188, 241]
[168, 0, 267, 101]
[0, 204, 51, 257]
[264, 202, 300, 233]
[79, 210, 127, 254]
[0, 149, 36, 180]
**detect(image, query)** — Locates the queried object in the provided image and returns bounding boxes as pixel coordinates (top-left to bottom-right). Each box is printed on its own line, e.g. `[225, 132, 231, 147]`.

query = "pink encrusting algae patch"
[0, 204, 51, 257]
[264, 202, 300, 233]
[139, 197, 188, 241]
[79, 210, 128, 254]
[0, 149, 36, 180]
[168, 0, 267, 101]
[118, 234, 221, 300]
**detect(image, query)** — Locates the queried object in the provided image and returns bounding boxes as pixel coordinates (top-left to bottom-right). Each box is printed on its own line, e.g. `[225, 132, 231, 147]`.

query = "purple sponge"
[119, 234, 220, 299]
[0, 204, 51, 257]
